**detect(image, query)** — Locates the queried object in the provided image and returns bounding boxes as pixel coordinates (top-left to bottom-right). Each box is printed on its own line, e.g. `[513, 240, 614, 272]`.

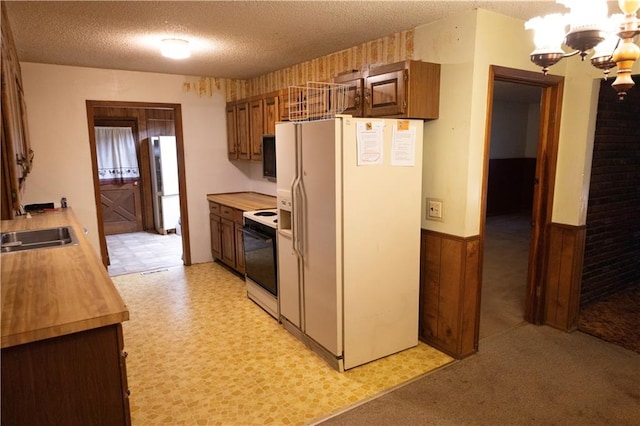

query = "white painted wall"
[489, 101, 531, 159]
[414, 9, 639, 235]
[19, 63, 266, 264]
[525, 103, 540, 158]
[414, 10, 478, 237]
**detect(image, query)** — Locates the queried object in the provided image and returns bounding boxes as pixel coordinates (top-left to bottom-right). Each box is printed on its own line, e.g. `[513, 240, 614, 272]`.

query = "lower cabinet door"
[221, 218, 236, 268]
[1, 325, 131, 426]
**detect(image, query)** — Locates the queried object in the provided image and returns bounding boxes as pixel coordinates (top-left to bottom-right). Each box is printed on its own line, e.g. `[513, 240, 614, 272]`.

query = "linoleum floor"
[106, 231, 183, 276]
[112, 263, 453, 425]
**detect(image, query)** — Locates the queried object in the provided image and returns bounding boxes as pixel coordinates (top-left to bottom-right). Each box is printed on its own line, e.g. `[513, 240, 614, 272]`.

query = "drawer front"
[220, 205, 234, 220]
[209, 202, 221, 215]
[233, 209, 244, 225]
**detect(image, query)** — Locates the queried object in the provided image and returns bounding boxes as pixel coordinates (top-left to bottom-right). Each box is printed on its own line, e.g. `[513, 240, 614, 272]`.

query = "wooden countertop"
[206, 192, 276, 211]
[1, 208, 129, 348]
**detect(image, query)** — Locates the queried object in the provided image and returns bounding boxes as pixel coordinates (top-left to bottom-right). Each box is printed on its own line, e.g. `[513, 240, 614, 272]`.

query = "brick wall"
[581, 75, 640, 306]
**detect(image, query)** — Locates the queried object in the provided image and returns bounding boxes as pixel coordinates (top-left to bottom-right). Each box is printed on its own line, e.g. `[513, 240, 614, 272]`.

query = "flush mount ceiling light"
[160, 38, 191, 60]
[525, 0, 640, 100]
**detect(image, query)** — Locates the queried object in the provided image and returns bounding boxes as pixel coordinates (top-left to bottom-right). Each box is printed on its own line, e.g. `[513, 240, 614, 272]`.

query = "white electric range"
[242, 209, 278, 319]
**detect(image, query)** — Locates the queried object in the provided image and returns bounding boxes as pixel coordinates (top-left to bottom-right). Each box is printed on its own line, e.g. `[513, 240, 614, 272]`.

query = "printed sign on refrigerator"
[356, 121, 384, 166]
[391, 120, 416, 166]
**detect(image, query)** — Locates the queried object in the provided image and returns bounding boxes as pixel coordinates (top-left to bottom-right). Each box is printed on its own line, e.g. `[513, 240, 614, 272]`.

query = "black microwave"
[262, 135, 276, 179]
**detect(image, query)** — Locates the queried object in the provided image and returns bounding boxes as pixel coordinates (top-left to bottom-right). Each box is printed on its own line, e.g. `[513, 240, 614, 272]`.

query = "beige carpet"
[318, 323, 640, 425]
[112, 262, 452, 425]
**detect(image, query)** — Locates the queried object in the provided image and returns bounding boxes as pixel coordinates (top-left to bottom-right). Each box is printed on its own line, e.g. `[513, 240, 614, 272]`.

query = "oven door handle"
[241, 227, 273, 243]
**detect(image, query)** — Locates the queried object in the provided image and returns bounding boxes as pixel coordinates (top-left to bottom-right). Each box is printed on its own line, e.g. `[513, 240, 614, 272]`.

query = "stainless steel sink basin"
[1, 226, 79, 253]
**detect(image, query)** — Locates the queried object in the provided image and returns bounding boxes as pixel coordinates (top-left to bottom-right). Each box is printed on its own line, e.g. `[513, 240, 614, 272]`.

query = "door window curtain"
[95, 126, 140, 184]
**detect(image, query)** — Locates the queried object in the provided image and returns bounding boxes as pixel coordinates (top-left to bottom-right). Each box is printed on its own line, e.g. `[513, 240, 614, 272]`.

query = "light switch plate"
[426, 198, 443, 221]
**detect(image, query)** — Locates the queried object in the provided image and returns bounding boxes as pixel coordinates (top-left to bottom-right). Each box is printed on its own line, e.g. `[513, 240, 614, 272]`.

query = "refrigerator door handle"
[292, 124, 304, 259]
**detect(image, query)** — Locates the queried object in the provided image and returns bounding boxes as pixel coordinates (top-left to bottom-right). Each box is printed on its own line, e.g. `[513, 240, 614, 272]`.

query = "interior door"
[100, 181, 143, 235]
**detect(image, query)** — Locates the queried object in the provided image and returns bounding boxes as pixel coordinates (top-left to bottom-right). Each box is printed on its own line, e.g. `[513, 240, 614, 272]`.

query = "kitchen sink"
[1, 226, 79, 253]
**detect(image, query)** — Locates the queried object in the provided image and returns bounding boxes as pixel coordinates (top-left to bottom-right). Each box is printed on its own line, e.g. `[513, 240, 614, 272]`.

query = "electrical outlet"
[427, 198, 443, 221]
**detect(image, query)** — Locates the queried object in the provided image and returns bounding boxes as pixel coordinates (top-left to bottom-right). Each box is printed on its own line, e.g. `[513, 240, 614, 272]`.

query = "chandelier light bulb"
[161, 38, 191, 60]
[525, 14, 566, 55]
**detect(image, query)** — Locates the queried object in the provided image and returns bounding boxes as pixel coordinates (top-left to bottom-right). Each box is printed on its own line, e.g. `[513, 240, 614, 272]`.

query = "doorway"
[479, 66, 564, 341]
[86, 100, 191, 272]
[480, 81, 542, 339]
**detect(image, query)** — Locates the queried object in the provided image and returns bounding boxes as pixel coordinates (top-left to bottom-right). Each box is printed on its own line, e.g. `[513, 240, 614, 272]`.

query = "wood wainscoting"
[419, 229, 481, 359]
[544, 223, 586, 332]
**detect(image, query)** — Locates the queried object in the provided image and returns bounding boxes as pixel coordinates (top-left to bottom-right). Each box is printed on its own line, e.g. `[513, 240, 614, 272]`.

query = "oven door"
[242, 225, 277, 297]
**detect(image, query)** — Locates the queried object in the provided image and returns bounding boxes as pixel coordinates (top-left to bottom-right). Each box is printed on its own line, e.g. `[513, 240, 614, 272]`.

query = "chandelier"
[525, 0, 640, 100]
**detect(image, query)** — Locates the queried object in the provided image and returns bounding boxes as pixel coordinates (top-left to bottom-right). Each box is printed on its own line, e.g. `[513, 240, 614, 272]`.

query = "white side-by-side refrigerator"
[149, 136, 180, 234]
[276, 116, 424, 371]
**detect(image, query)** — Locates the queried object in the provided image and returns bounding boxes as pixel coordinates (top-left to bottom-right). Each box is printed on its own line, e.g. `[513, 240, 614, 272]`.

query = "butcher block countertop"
[1, 208, 129, 349]
[206, 192, 276, 211]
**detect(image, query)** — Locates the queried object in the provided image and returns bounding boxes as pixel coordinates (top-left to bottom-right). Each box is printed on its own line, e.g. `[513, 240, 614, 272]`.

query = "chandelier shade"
[525, 0, 640, 100]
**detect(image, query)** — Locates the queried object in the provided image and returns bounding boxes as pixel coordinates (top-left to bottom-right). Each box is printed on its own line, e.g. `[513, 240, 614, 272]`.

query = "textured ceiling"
[2, 1, 618, 80]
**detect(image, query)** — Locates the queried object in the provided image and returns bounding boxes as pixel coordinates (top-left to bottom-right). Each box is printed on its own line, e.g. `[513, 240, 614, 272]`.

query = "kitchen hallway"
[112, 262, 453, 425]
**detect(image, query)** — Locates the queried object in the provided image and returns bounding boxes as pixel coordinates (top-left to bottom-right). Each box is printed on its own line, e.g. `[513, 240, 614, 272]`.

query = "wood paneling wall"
[93, 107, 175, 231]
[544, 223, 586, 331]
[486, 158, 536, 216]
[581, 75, 640, 306]
[419, 229, 481, 359]
[185, 29, 415, 102]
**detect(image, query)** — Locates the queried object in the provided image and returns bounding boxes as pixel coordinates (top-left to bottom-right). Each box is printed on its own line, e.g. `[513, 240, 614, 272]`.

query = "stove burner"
[254, 211, 277, 217]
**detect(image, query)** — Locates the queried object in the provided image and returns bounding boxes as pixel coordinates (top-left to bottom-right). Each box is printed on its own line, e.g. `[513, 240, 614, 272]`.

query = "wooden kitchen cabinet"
[226, 93, 281, 162]
[225, 100, 250, 161]
[2, 324, 131, 426]
[209, 200, 246, 274]
[207, 193, 276, 275]
[332, 60, 440, 120]
[364, 60, 440, 119]
[1, 2, 33, 219]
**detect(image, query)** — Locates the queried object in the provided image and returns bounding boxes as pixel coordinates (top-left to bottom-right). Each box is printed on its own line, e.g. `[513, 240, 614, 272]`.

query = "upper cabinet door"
[334, 72, 364, 117]
[225, 103, 238, 160]
[249, 99, 264, 161]
[263, 94, 279, 135]
[346, 60, 440, 120]
[364, 69, 406, 118]
[235, 102, 250, 160]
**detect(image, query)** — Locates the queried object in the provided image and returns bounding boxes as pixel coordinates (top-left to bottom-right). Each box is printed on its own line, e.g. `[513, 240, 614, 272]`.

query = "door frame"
[479, 65, 564, 326]
[86, 100, 191, 268]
